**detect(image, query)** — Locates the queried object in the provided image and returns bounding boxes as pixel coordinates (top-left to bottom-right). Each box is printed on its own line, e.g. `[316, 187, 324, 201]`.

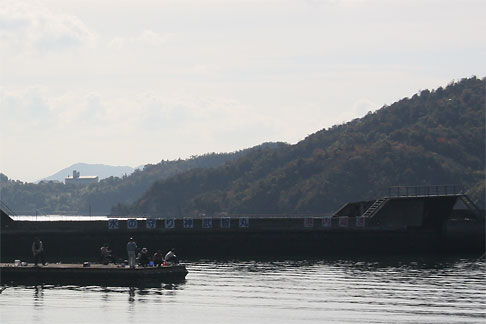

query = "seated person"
[153, 250, 164, 267]
[164, 248, 178, 265]
[137, 247, 150, 267]
[100, 244, 114, 264]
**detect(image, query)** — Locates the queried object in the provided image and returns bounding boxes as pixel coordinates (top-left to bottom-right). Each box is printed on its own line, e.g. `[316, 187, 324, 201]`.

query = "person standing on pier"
[127, 237, 137, 269]
[32, 238, 45, 266]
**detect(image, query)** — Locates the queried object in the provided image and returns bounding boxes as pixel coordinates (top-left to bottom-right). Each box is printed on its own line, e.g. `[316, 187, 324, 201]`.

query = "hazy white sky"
[1, 0, 485, 182]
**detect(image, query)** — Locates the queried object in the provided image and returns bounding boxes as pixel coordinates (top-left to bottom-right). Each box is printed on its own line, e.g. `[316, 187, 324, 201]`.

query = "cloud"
[134, 91, 272, 141]
[137, 29, 172, 46]
[107, 37, 125, 50]
[106, 30, 173, 51]
[304, 0, 366, 8]
[193, 64, 210, 73]
[1, 86, 273, 133]
[56, 92, 109, 126]
[0, 85, 285, 153]
[0, 86, 54, 132]
[0, 0, 96, 55]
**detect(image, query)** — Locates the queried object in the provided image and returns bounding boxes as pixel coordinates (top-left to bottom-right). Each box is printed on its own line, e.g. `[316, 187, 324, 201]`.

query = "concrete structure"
[1, 194, 484, 261]
[0, 263, 187, 286]
[65, 170, 98, 185]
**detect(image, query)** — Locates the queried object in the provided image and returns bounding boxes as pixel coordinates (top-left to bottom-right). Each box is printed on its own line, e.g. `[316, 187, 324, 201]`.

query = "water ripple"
[1, 256, 485, 324]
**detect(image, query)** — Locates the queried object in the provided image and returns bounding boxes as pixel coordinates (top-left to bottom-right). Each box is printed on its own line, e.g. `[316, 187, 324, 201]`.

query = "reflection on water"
[1, 256, 485, 324]
[33, 285, 43, 309]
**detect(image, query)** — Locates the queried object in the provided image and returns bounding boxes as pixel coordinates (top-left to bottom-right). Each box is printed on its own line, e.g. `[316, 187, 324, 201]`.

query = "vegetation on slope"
[114, 76, 485, 216]
[0, 143, 287, 215]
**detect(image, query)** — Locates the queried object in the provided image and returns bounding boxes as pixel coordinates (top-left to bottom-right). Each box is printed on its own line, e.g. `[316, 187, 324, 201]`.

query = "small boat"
[0, 263, 188, 287]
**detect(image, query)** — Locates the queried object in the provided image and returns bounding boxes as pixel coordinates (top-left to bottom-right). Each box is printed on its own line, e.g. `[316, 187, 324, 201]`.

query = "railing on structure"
[386, 185, 465, 198]
[140, 213, 335, 219]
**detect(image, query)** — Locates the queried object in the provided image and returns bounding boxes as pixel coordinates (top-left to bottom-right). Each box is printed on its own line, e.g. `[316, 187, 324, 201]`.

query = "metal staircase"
[361, 198, 388, 217]
[459, 195, 484, 220]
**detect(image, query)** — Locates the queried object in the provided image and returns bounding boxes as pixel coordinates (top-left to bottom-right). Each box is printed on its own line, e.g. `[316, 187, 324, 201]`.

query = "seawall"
[2, 195, 484, 261]
[1, 217, 483, 262]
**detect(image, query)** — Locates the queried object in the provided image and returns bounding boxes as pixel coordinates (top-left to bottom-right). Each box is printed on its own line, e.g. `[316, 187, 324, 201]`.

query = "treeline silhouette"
[113, 76, 485, 216]
[0, 143, 287, 215]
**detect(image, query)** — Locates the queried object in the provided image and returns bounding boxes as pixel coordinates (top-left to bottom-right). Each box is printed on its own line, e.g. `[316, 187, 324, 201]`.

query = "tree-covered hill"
[0, 142, 287, 215]
[115, 76, 485, 216]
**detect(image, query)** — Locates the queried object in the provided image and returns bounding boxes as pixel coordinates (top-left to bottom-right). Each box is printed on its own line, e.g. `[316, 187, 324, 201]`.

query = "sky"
[1, 0, 485, 183]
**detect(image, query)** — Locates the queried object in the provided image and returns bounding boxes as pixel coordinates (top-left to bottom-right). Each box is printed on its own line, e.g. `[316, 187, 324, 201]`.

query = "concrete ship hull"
[1, 195, 484, 261]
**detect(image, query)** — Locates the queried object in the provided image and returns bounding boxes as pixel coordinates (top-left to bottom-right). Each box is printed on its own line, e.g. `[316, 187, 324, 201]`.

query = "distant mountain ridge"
[40, 163, 137, 183]
[0, 142, 287, 215]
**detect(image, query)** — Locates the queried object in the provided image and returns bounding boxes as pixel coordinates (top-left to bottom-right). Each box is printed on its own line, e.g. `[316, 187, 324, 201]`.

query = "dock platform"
[0, 263, 188, 287]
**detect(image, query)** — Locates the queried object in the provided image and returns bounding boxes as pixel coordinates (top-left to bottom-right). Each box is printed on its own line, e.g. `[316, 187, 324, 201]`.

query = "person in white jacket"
[164, 248, 178, 265]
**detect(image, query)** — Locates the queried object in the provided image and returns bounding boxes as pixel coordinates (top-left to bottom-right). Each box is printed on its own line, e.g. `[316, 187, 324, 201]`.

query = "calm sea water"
[1, 256, 485, 324]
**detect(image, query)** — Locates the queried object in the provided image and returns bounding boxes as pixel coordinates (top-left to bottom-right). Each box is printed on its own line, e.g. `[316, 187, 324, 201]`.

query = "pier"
[0, 263, 188, 287]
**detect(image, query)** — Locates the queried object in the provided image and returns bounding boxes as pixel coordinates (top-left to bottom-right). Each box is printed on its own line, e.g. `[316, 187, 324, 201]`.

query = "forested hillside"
[0, 142, 286, 215]
[114, 77, 485, 216]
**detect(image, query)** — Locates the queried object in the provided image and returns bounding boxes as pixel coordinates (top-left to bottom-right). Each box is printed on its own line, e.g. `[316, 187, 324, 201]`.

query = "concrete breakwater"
[1, 195, 484, 261]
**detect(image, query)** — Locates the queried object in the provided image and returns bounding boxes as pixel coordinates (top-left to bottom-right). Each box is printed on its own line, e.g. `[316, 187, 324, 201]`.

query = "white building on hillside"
[65, 170, 98, 185]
